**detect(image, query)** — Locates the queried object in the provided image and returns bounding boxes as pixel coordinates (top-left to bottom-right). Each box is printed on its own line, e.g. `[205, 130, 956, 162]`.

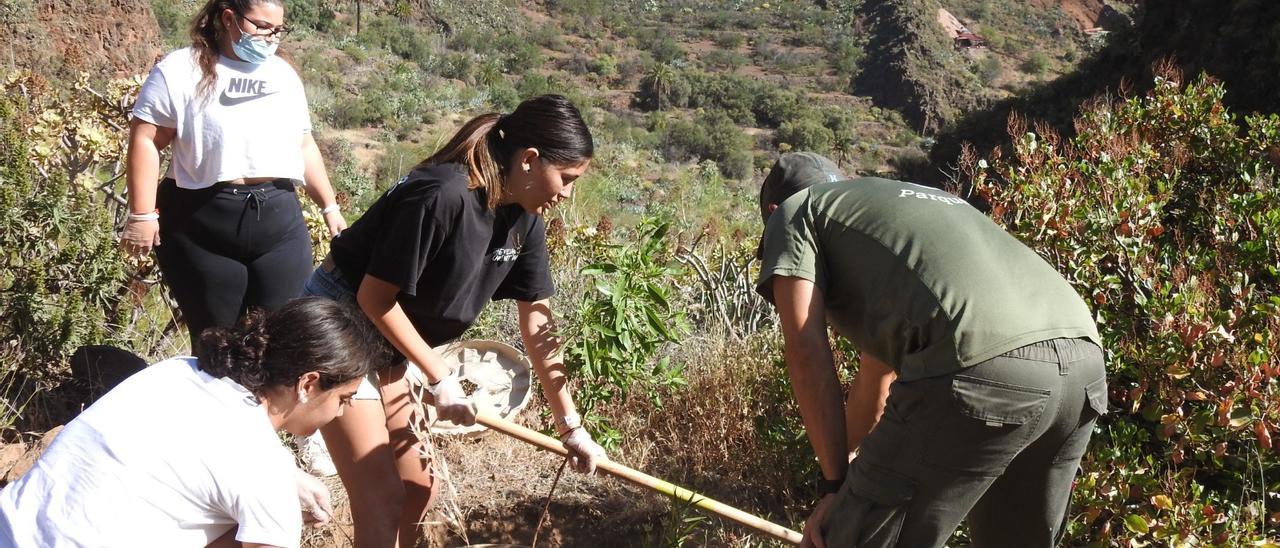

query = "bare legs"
[321, 363, 437, 547]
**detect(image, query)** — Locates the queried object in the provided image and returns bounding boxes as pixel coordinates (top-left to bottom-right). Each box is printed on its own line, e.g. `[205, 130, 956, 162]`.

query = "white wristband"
[128, 212, 159, 221]
[321, 204, 341, 215]
[557, 413, 582, 432]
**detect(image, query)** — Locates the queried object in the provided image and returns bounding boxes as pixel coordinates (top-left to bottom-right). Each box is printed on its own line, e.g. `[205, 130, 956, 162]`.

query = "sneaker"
[296, 431, 338, 477]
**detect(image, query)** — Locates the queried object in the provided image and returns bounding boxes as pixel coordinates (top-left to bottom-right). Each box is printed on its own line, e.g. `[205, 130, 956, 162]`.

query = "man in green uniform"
[755, 153, 1107, 547]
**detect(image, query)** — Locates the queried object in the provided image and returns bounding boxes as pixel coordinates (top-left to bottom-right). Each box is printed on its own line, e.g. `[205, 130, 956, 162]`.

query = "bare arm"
[354, 273, 453, 382]
[516, 299, 577, 425]
[125, 117, 174, 211]
[122, 117, 174, 255]
[773, 276, 847, 483]
[299, 133, 345, 236]
[844, 353, 896, 460]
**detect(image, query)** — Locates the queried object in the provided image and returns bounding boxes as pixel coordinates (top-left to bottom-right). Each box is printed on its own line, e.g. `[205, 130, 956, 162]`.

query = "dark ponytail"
[189, 0, 284, 101]
[198, 297, 388, 397]
[417, 94, 594, 209]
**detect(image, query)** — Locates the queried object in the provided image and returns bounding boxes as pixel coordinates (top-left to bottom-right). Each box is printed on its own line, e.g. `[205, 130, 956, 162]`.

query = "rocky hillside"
[853, 0, 991, 135]
[1, 0, 162, 78]
[927, 0, 1280, 182]
[852, 0, 1123, 135]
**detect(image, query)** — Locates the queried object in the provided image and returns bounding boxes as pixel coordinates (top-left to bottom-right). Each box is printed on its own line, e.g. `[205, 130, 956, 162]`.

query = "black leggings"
[156, 178, 313, 353]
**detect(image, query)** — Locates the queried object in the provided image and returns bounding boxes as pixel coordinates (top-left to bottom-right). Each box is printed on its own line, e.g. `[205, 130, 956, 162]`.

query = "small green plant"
[1021, 51, 1051, 75]
[647, 490, 709, 548]
[563, 217, 689, 447]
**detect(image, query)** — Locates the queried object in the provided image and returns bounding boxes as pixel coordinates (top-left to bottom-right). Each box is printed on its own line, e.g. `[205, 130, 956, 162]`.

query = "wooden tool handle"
[474, 410, 803, 545]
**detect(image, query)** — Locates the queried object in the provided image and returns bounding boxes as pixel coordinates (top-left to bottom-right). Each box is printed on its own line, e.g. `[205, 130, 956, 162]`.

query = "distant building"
[954, 30, 987, 49]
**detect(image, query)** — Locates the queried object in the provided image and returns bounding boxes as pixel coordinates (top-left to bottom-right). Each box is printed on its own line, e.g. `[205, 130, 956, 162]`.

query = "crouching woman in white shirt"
[0, 297, 389, 548]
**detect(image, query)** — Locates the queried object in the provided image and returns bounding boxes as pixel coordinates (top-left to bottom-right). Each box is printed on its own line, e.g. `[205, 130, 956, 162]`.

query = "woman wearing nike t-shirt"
[305, 94, 606, 546]
[122, 0, 345, 354]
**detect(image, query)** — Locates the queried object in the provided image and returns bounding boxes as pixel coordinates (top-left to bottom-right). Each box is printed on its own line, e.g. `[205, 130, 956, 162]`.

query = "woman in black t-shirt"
[303, 94, 605, 546]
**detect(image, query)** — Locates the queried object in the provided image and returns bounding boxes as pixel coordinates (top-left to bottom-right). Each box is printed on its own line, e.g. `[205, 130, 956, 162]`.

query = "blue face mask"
[231, 32, 278, 64]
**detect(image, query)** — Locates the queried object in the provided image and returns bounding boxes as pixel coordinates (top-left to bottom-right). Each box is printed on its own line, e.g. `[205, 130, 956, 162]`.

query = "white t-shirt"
[0, 358, 302, 548]
[133, 48, 313, 189]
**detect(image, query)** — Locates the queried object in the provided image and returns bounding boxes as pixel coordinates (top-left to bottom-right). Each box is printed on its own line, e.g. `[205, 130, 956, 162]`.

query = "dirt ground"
[299, 406, 671, 548]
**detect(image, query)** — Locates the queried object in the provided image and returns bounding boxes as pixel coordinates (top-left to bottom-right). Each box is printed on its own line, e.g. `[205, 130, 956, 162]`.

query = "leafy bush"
[1021, 51, 1051, 75]
[358, 16, 443, 67]
[588, 54, 618, 81]
[753, 89, 804, 128]
[828, 36, 867, 79]
[660, 110, 753, 179]
[322, 136, 374, 208]
[963, 69, 1280, 545]
[0, 73, 132, 429]
[645, 36, 686, 65]
[700, 49, 748, 71]
[776, 117, 834, 153]
[149, 0, 196, 50]
[712, 32, 745, 50]
[285, 0, 336, 32]
[977, 55, 1003, 84]
[563, 218, 688, 446]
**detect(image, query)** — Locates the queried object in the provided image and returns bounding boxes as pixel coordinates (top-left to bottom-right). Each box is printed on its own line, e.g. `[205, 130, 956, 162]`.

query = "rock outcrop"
[1, 0, 162, 77]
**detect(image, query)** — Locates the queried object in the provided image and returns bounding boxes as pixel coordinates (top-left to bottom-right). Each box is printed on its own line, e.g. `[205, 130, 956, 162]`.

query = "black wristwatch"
[816, 474, 845, 497]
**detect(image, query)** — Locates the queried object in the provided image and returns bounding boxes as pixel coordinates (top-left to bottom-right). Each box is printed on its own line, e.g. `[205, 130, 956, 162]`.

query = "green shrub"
[358, 16, 442, 67]
[517, 72, 563, 100]
[588, 54, 618, 80]
[776, 117, 834, 152]
[964, 70, 1280, 545]
[1021, 51, 1051, 75]
[0, 74, 131, 427]
[828, 36, 867, 78]
[977, 55, 1003, 84]
[149, 0, 197, 50]
[753, 89, 804, 128]
[563, 217, 688, 446]
[323, 136, 374, 208]
[285, 0, 336, 32]
[646, 36, 686, 64]
[495, 34, 545, 73]
[712, 32, 745, 50]
[700, 49, 748, 71]
[660, 110, 754, 179]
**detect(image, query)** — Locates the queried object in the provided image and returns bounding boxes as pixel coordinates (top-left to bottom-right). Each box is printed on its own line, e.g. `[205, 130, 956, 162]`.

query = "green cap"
[759, 152, 843, 224]
[757, 152, 843, 259]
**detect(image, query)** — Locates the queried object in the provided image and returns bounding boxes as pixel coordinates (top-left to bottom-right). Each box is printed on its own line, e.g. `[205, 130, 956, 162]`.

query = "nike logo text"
[219, 77, 277, 106]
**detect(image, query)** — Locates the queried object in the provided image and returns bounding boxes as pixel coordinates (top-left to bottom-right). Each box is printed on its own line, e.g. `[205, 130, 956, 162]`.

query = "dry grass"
[301, 330, 807, 548]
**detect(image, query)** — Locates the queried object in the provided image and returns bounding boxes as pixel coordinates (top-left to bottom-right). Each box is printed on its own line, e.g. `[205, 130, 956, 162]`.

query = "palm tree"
[642, 62, 676, 111]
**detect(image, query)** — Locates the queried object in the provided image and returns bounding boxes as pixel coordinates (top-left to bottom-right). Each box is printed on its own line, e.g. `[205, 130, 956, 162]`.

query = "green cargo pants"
[820, 337, 1107, 547]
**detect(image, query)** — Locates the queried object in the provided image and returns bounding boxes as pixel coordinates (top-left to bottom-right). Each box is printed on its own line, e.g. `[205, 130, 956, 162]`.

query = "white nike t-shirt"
[133, 48, 313, 189]
[0, 358, 302, 548]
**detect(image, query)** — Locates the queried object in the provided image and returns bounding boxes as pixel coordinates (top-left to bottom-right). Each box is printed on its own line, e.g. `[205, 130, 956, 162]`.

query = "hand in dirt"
[120, 218, 160, 256]
[561, 428, 606, 474]
[431, 376, 477, 426]
[295, 467, 333, 528]
[801, 494, 835, 548]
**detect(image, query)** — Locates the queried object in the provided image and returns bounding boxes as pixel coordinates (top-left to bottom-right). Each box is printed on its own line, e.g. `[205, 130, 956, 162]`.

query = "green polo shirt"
[757, 178, 1100, 381]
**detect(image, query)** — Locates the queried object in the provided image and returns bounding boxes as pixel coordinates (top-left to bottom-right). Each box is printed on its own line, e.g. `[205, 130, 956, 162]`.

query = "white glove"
[322, 210, 347, 237]
[561, 427, 607, 474]
[294, 467, 332, 528]
[427, 373, 477, 426]
[120, 217, 160, 255]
